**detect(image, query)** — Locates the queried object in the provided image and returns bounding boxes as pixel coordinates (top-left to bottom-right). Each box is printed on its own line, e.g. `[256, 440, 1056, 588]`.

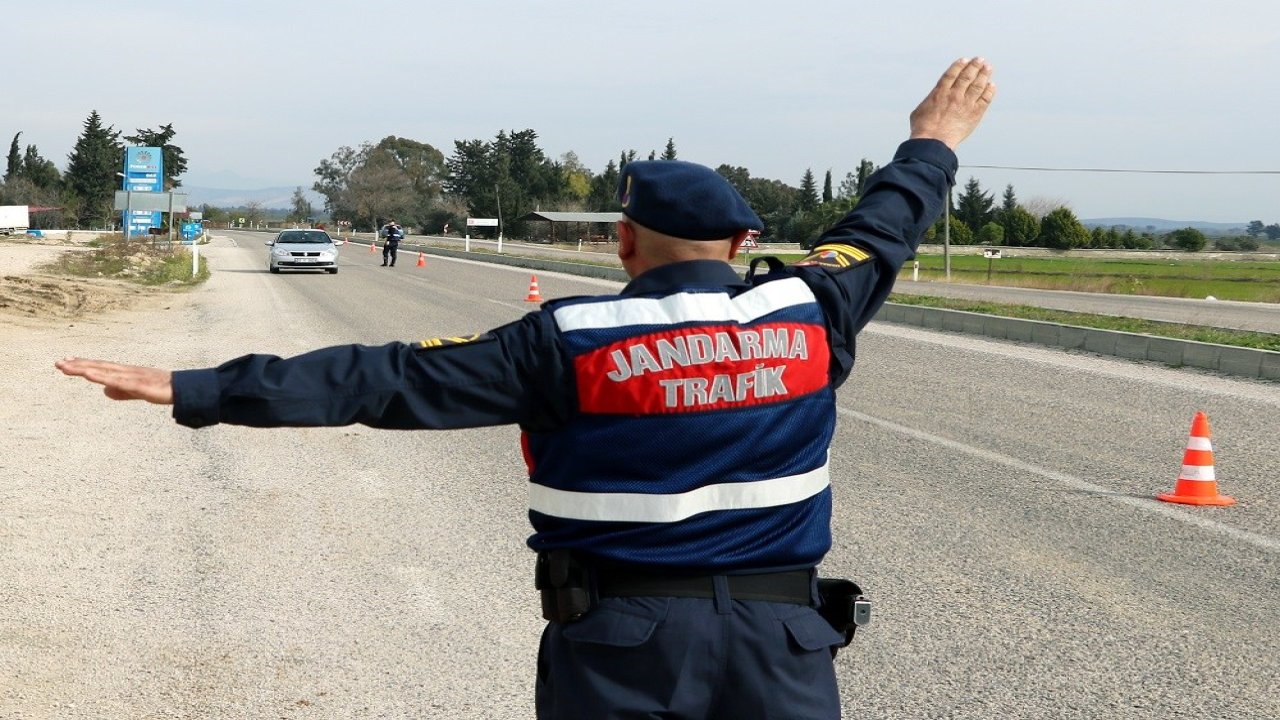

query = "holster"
[535, 550, 594, 623]
[816, 578, 872, 651]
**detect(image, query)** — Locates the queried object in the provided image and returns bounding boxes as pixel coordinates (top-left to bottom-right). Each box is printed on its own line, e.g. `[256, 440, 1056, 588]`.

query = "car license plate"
[298, 258, 316, 263]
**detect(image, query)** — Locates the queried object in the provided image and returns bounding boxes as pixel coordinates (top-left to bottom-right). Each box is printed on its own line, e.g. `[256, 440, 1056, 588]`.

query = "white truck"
[0, 205, 30, 235]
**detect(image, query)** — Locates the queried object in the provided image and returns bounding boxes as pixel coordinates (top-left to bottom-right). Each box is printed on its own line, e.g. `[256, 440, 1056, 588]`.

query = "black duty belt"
[595, 569, 814, 605]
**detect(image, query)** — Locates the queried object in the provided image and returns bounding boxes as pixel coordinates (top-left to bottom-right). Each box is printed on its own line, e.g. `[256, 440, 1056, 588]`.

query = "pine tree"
[955, 177, 994, 232]
[661, 138, 677, 160]
[822, 170, 833, 204]
[65, 110, 123, 228]
[21, 145, 60, 189]
[1000, 184, 1017, 213]
[798, 169, 819, 211]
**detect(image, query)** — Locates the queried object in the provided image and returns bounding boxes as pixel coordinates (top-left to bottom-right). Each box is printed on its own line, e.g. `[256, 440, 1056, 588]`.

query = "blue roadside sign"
[123, 147, 163, 238]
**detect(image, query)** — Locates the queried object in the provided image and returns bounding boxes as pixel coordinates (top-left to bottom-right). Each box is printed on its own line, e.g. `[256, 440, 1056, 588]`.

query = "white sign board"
[983, 249, 1002, 259]
[466, 217, 499, 227]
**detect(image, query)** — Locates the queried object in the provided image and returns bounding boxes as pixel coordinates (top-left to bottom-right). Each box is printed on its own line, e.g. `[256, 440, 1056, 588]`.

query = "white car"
[266, 229, 343, 274]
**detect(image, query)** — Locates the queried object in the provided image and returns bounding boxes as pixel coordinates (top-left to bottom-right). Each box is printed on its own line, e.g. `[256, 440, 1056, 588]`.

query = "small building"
[518, 211, 622, 244]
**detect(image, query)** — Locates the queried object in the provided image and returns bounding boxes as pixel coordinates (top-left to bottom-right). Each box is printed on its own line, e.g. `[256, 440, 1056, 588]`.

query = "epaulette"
[793, 243, 874, 269]
[416, 333, 488, 349]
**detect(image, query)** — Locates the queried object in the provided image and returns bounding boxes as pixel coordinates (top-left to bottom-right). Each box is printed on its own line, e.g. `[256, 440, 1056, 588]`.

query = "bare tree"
[345, 152, 416, 230]
[1022, 196, 1071, 219]
[244, 201, 264, 228]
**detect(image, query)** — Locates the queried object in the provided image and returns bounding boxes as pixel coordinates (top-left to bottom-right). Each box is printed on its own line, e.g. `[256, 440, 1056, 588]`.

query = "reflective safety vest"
[524, 276, 836, 572]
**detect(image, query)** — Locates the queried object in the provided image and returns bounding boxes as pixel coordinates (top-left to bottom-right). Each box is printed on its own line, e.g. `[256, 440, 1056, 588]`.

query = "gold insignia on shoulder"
[793, 243, 874, 269]
[417, 333, 486, 349]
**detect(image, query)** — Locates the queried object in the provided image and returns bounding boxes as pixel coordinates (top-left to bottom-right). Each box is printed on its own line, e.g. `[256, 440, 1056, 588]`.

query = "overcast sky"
[9, 1, 1279, 222]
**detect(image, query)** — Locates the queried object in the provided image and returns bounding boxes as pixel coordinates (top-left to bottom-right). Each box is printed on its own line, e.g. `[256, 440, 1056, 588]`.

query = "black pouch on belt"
[535, 549, 594, 623]
[816, 578, 872, 650]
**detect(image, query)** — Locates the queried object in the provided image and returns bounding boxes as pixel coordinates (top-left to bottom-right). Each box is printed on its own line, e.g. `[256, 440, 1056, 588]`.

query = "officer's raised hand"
[910, 57, 996, 150]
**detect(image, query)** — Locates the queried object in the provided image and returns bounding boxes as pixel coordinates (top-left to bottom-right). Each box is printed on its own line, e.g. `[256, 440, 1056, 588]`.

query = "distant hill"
[1082, 217, 1248, 234]
[182, 185, 325, 210]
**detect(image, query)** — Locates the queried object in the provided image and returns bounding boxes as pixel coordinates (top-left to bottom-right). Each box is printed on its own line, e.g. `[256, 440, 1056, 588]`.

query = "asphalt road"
[5, 230, 1278, 719]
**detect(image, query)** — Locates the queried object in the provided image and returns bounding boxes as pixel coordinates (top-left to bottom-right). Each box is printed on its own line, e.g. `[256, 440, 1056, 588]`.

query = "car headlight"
[273, 248, 291, 257]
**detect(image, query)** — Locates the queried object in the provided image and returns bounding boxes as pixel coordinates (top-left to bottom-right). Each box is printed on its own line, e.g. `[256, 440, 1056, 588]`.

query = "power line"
[962, 164, 1280, 175]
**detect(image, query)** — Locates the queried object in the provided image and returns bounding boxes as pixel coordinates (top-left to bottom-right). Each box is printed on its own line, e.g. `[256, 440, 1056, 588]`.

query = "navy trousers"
[536, 590, 844, 719]
[383, 241, 399, 265]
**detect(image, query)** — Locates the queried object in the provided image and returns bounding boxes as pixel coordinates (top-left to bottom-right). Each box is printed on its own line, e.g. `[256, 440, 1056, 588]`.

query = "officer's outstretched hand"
[909, 57, 996, 150]
[55, 358, 175, 405]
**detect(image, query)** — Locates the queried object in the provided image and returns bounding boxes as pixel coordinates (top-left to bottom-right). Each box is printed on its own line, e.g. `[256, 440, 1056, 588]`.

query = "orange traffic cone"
[416, 251, 426, 268]
[1157, 411, 1235, 506]
[525, 275, 543, 303]
[369, 240, 377, 253]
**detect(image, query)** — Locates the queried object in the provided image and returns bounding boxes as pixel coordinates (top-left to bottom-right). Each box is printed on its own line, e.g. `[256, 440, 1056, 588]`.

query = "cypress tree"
[5, 133, 21, 181]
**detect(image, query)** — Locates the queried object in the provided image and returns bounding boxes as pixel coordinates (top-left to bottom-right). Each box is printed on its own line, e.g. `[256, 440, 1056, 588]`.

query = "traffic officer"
[56, 57, 995, 719]
[381, 219, 404, 266]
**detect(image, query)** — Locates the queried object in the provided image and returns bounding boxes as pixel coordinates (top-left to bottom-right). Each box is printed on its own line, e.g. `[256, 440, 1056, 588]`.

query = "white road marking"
[839, 407, 1280, 554]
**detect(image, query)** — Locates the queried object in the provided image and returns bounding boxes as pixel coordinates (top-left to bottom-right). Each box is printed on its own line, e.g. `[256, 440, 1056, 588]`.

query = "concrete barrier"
[875, 304, 1279, 382]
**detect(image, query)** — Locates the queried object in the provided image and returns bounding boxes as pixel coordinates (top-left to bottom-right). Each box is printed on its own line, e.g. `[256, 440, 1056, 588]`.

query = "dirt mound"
[0, 273, 168, 325]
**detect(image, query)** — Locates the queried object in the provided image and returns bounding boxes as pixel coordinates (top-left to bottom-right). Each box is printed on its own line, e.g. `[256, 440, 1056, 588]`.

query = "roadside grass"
[887, 293, 1280, 352]
[43, 233, 210, 286]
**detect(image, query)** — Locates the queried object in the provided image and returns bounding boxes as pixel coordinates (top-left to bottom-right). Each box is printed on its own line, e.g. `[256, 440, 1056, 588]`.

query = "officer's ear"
[617, 220, 636, 262]
[726, 230, 750, 260]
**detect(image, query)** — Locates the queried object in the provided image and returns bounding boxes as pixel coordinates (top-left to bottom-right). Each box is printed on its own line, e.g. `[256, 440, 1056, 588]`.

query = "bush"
[46, 233, 209, 285]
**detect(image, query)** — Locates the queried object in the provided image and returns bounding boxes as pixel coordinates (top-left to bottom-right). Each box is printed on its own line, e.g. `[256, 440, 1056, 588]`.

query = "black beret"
[618, 160, 763, 240]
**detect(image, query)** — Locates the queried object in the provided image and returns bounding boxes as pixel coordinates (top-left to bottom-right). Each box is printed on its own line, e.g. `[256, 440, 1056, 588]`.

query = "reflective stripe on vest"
[528, 456, 830, 522]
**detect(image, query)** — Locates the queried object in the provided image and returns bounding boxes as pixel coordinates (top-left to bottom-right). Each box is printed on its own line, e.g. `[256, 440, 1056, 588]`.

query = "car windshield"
[277, 231, 331, 244]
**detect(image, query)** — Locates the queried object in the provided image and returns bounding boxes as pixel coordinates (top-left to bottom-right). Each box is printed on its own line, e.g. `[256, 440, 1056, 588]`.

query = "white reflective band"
[1179, 465, 1216, 482]
[553, 277, 815, 332]
[528, 461, 831, 523]
[1186, 437, 1213, 451]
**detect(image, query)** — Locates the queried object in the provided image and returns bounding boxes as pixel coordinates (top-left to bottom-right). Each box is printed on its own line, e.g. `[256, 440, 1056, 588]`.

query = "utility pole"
[944, 189, 952, 281]
[495, 183, 504, 253]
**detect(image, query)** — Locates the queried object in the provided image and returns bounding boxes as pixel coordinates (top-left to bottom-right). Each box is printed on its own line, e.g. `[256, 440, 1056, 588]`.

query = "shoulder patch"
[416, 333, 488, 349]
[792, 244, 873, 269]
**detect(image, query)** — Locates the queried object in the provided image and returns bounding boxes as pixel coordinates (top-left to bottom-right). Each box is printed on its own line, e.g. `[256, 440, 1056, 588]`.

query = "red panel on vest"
[574, 322, 829, 414]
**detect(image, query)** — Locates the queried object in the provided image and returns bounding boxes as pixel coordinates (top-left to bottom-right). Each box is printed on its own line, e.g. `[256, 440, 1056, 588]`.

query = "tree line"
[2, 112, 187, 230]
[3, 115, 1278, 252]
[936, 178, 1276, 253]
[310, 130, 893, 245]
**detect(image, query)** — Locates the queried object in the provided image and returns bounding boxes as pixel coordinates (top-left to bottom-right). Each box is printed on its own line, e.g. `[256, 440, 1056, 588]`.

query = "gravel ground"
[1, 239, 541, 719]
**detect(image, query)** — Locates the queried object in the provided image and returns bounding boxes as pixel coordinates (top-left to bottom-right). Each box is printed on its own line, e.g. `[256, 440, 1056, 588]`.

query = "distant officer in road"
[57, 57, 995, 719]
[380, 219, 404, 266]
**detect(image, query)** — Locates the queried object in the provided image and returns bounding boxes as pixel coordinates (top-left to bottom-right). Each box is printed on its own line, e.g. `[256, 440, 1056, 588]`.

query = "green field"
[904, 254, 1280, 302]
[745, 251, 1280, 303]
[734, 250, 1280, 351]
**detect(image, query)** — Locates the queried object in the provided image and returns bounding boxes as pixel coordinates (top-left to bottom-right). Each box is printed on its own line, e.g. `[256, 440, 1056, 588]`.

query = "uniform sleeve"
[171, 311, 574, 431]
[786, 138, 957, 385]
